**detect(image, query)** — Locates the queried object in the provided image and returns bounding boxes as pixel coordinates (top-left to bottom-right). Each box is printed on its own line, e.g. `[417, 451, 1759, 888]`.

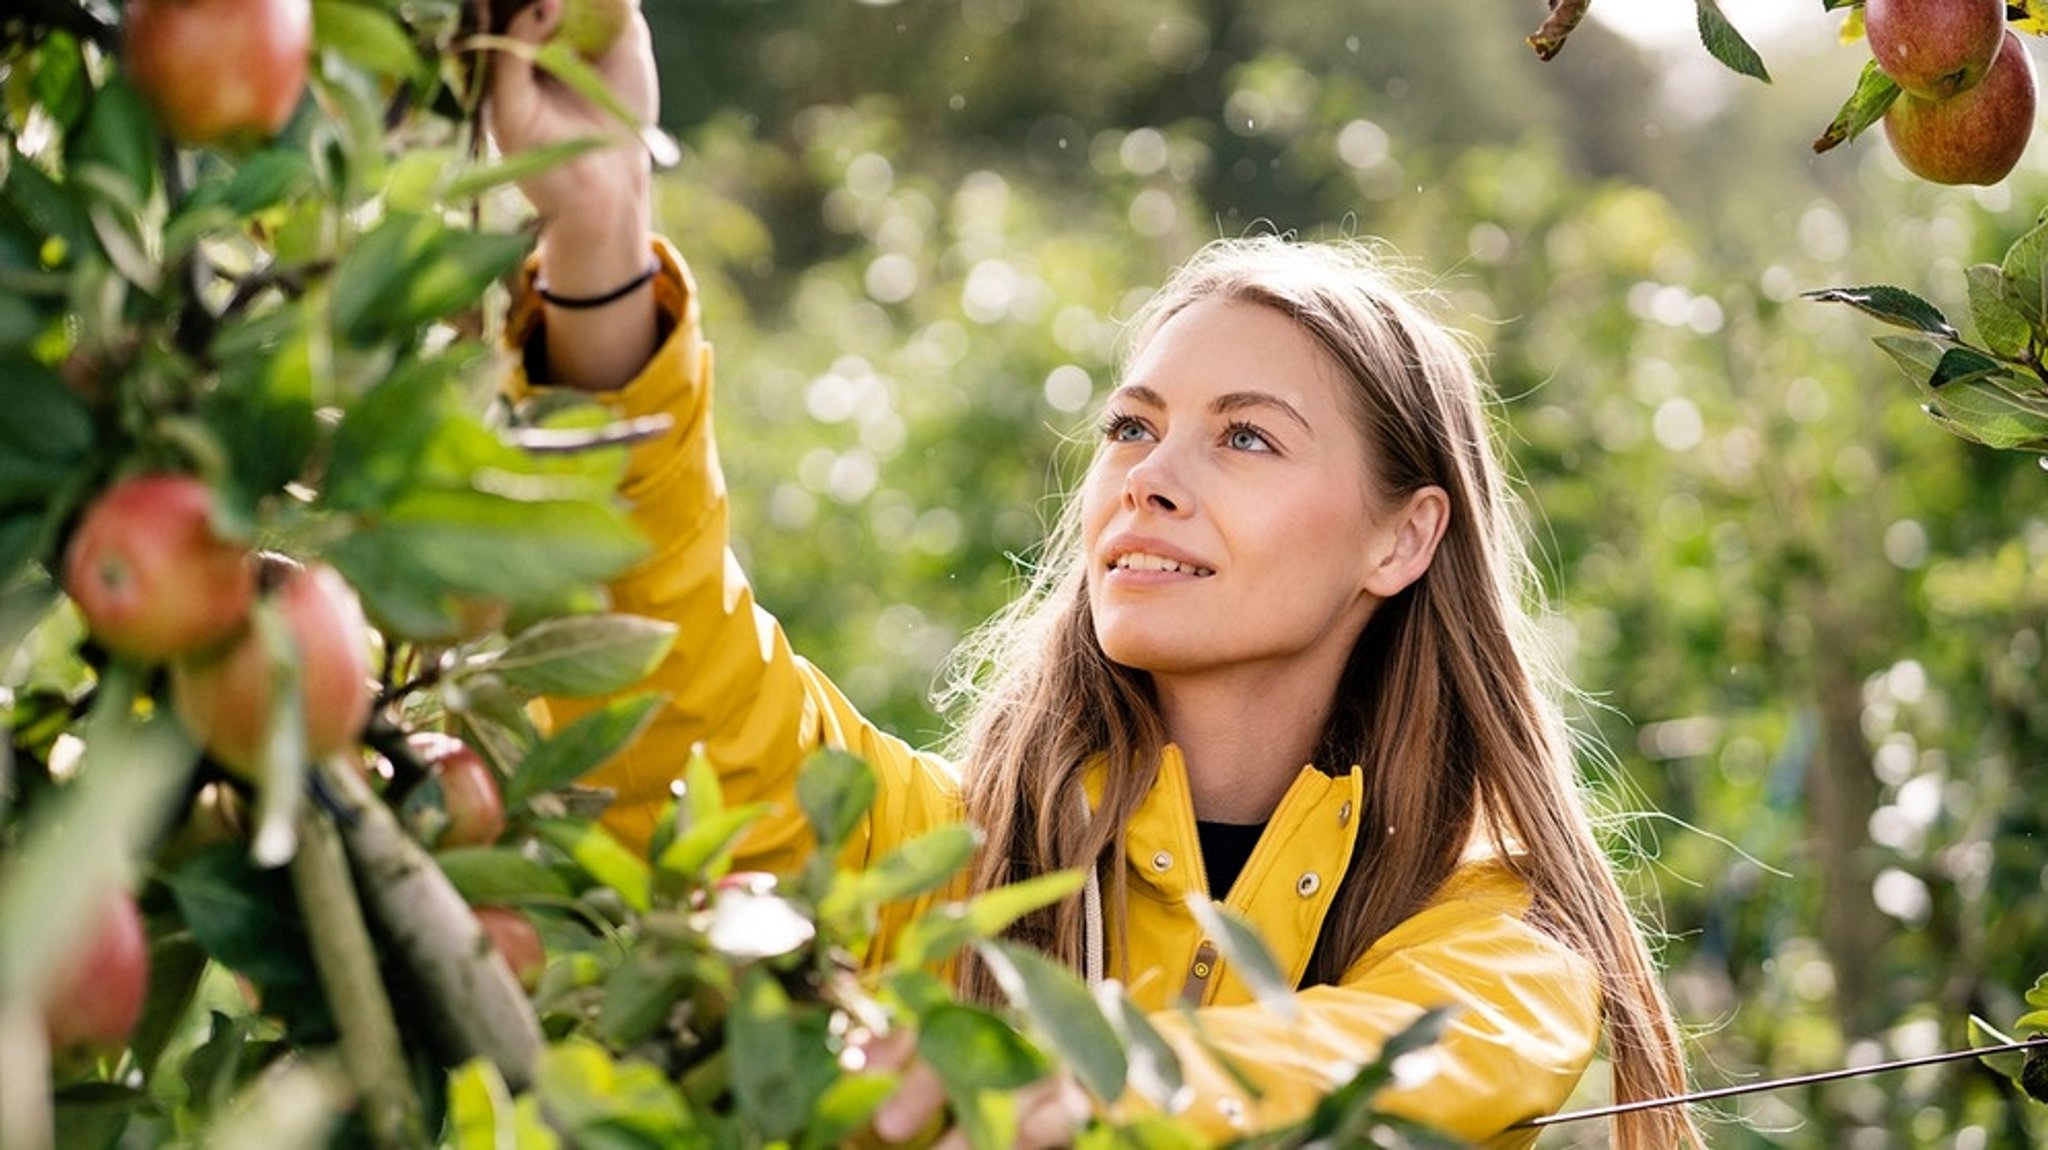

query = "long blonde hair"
[944, 236, 1699, 1148]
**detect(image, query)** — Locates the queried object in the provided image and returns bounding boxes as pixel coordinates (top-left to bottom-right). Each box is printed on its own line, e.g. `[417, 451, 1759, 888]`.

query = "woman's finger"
[483, 0, 560, 143]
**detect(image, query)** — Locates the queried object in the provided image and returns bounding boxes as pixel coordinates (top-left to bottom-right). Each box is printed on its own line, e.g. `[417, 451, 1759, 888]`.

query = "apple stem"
[289, 805, 424, 1149]
[315, 755, 543, 1091]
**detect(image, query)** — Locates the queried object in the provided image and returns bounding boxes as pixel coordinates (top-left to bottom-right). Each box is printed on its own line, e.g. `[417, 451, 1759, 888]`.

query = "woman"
[487, 6, 1701, 1146]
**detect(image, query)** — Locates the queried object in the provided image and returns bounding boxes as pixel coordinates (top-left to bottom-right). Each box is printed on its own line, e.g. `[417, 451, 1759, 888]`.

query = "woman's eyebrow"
[1107, 383, 1166, 409]
[1212, 390, 1312, 434]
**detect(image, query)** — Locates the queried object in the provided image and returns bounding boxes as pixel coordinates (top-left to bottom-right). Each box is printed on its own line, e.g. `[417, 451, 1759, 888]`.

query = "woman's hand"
[484, 0, 660, 391]
[863, 1029, 1092, 1149]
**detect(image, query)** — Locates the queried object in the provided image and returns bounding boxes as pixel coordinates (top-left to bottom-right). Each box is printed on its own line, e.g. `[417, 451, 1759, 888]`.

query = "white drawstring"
[1080, 788, 1104, 986]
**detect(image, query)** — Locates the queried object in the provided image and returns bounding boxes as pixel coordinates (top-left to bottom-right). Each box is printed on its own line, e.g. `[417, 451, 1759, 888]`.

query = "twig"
[289, 800, 424, 1148]
[1527, 0, 1592, 61]
[1520, 1035, 2048, 1127]
[316, 754, 543, 1090]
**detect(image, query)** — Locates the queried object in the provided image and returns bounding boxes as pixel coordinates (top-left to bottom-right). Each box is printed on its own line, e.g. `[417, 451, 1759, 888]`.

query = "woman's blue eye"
[1103, 414, 1149, 442]
[1225, 424, 1272, 452]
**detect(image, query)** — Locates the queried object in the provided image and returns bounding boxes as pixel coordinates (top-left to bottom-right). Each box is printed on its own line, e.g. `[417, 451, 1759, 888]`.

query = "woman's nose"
[1122, 450, 1189, 515]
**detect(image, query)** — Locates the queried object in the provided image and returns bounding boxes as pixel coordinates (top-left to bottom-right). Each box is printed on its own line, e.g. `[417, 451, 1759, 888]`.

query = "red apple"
[1865, 0, 2006, 100]
[475, 906, 545, 993]
[42, 888, 149, 1065]
[123, 0, 312, 148]
[171, 563, 374, 777]
[404, 732, 507, 848]
[1884, 29, 2039, 186]
[63, 474, 256, 662]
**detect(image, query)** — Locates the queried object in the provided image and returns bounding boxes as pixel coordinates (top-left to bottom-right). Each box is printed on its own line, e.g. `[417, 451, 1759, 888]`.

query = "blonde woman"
[488, 6, 1701, 1146]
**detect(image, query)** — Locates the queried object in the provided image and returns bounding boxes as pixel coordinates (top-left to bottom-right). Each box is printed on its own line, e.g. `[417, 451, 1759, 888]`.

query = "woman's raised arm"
[486, 0, 660, 392]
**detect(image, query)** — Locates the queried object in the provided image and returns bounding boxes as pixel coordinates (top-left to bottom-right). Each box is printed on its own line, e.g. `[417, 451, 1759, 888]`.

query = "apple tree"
[1531, 0, 2048, 1108]
[0, 3, 1451, 1148]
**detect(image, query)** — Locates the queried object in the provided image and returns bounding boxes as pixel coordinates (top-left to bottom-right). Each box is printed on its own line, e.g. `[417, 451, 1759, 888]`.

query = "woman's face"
[1082, 297, 1414, 686]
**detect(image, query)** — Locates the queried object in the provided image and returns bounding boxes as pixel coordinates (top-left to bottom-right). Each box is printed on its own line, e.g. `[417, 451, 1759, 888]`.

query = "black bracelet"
[534, 259, 659, 310]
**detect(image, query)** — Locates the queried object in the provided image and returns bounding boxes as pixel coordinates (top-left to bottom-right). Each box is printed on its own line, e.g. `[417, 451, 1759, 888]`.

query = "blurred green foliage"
[631, 3, 2048, 1144]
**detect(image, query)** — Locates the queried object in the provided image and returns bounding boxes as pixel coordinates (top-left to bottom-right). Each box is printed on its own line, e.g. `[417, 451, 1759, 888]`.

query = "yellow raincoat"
[508, 241, 1600, 1146]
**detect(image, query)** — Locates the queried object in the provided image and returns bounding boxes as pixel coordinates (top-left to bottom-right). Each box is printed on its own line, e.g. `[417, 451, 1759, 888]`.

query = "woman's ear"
[1362, 485, 1450, 599]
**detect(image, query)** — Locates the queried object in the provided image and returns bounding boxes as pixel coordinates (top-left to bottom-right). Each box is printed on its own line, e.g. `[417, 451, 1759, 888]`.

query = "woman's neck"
[1155, 669, 1337, 823]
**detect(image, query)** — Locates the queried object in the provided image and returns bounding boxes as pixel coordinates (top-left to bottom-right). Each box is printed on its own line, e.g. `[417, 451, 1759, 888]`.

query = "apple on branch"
[1883, 29, 2039, 186]
[400, 732, 508, 849]
[1864, 0, 2006, 100]
[123, 0, 313, 148]
[170, 562, 375, 778]
[42, 888, 149, 1075]
[63, 474, 256, 663]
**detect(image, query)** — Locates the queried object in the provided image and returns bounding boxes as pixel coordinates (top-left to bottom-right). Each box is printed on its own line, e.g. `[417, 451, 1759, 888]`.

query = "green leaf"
[330, 213, 533, 345]
[1802, 284, 1959, 339]
[2017, 973, 2048, 1030]
[655, 801, 772, 882]
[488, 614, 678, 697]
[0, 357, 94, 504]
[1811, 60, 1899, 153]
[1185, 897, 1296, 1021]
[797, 1073, 899, 1150]
[434, 846, 575, 905]
[535, 818, 653, 912]
[825, 822, 980, 920]
[1873, 333, 1948, 385]
[2002, 215, 2048, 329]
[598, 950, 696, 1047]
[201, 325, 318, 528]
[1300, 1007, 1457, 1131]
[223, 150, 320, 218]
[160, 847, 325, 1013]
[332, 488, 647, 621]
[728, 966, 840, 1140]
[919, 1003, 1049, 1092]
[446, 673, 543, 781]
[444, 1058, 519, 1150]
[895, 870, 1087, 969]
[976, 940, 1127, 1103]
[71, 77, 156, 200]
[130, 928, 211, 1086]
[319, 357, 462, 512]
[1970, 1015, 2025, 1083]
[5, 141, 93, 255]
[1924, 372, 2048, 450]
[444, 138, 614, 203]
[534, 1039, 698, 1143]
[190, 1033, 345, 1149]
[312, 0, 426, 82]
[1929, 346, 2008, 388]
[467, 34, 681, 169]
[797, 749, 878, 856]
[504, 692, 665, 810]
[1097, 982, 1188, 1113]
[1695, 0, 1770, 82]
[1966, 263, 2032, 359]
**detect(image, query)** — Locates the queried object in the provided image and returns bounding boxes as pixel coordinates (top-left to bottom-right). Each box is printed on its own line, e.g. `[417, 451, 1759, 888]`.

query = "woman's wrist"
[535, 203, 653, 307]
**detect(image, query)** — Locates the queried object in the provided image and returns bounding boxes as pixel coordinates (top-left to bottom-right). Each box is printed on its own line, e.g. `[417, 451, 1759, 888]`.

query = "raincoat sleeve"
[1146, 864, 1600, 1148]
[504, 238, 960, 866]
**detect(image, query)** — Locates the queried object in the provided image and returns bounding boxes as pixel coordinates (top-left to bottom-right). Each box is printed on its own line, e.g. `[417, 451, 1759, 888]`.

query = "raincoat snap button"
[1296, 871, 1321, 897]
[1151, 850, 1173, 872]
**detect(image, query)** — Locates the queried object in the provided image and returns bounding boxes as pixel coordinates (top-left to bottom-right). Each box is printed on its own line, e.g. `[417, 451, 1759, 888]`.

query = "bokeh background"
[626, 3, 2048, 1144]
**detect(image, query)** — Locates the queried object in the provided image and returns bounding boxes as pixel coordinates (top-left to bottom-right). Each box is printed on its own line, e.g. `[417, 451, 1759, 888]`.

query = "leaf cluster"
[1806, 212, 2048, 454]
